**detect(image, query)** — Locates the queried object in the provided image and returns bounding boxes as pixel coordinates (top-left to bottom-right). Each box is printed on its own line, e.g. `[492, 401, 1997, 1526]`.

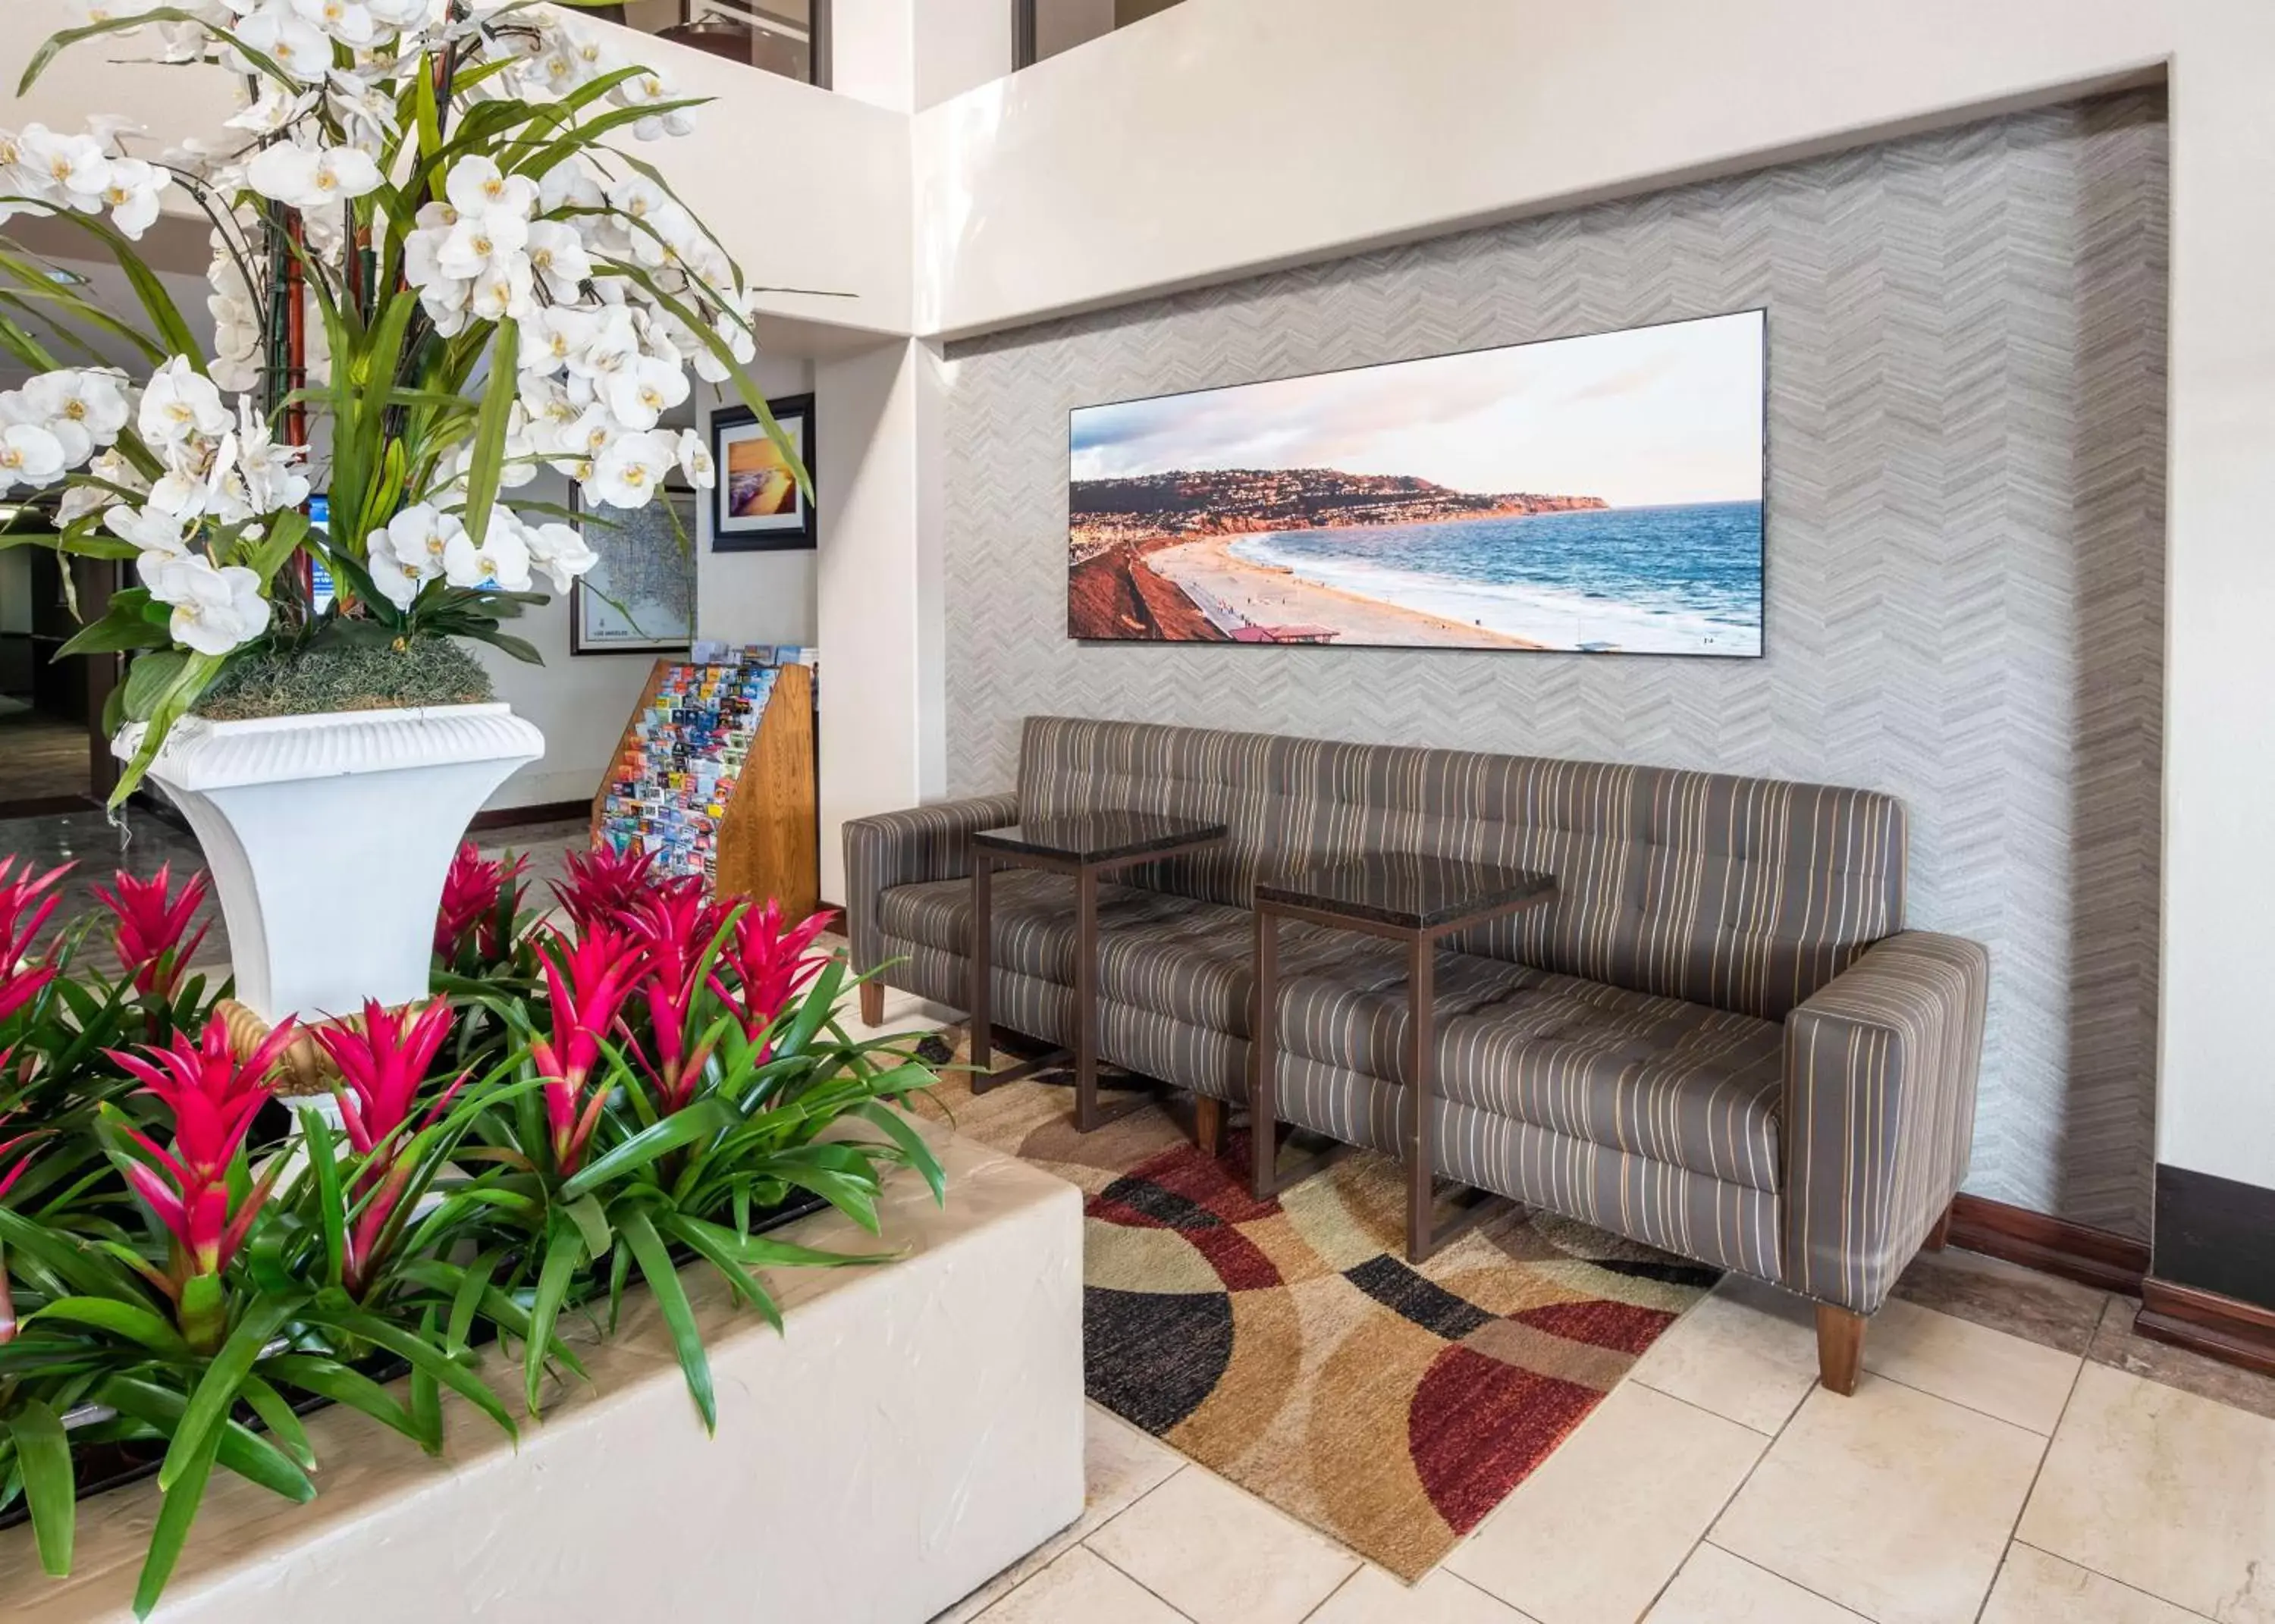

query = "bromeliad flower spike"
[93, 864, 211, 1005]
[0, 857, 67, 1026]
[105, 1012, 297, 1337]
[3, 0, 814, 805]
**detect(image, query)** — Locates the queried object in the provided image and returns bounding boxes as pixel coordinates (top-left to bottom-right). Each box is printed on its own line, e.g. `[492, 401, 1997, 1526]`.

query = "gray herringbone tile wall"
[939, 93, 2168, 1237]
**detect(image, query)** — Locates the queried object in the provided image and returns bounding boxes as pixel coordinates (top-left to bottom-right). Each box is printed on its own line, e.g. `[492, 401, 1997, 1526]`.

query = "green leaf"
[457, 623, 543, 664]
[523, 1209, 588, 1418]
[25, 1296, 193, 1360]
[57, 599, 171, 657]
[259, 1355, 432, 1453]
[855, 1102, 948, 1205]
[134, 1416, 221, 1620]
[317, 1306, 519, 1443]
[657, 1210, 782, 1334]
[460, 321, 519, 553]
[22, 10, 290, 98]
[237, 1375, 316, 1473]
[303, 1107, 346, 1290]
[159, 1295, 299, 1492]
[557, 1099, 731, 1202]
[563, 1193, 613, 1261]
[9, 1399, 74, 1577]
[618, 1206, 715, 1433]
[118, 650, 187, 726]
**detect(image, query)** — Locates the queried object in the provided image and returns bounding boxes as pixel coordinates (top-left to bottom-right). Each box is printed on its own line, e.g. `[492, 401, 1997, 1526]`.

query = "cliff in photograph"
[1068, 466, 1608, 559]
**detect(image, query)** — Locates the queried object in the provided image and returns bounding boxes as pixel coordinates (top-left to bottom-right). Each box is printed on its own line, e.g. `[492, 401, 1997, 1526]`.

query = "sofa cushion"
[1276, 961, 1785, 1193]
[1015, 716, 1907, 1020]
[877, 873, 1784, 1193]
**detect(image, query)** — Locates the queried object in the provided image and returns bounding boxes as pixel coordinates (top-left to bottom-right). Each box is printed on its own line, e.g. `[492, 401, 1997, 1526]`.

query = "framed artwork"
[1068, 309, 1767, 657]
[711, 393, 817, 552]
[570, 483, 698, 655]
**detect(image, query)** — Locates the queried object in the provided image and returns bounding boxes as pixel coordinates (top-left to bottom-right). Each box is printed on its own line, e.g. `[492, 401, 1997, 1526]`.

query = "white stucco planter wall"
[0, 1132, 1087, 1624]
[115, 704, 544, 1024]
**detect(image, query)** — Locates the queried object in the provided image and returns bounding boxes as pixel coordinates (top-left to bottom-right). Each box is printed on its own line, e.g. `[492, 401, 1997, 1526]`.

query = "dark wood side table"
[1250, 854, 1557, 1262]
[970, 811, 1228, 1131]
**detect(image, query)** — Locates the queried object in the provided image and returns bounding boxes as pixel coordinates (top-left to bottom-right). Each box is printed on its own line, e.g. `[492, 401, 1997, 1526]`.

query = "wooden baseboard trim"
[469, 800, 591, 833]
[2136, 1278, 2275, 1378]
[1947, 1193, 2151, 1296]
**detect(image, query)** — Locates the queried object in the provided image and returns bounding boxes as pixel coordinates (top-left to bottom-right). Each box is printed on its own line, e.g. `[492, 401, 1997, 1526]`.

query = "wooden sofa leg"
[1815, 1304, 1868, 1396]
[859, 980, 885, 1026]
[1922, 1199, 1954, 1252]
[1193, 1094, 1225, 1158]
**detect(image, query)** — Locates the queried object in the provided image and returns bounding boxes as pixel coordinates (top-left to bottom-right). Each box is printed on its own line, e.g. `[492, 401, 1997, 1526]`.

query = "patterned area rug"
[906, 1027, 1718, 1579]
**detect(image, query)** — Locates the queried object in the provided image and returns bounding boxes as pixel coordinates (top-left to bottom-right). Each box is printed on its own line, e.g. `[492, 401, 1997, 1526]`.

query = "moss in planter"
[193, 637, 497, 721]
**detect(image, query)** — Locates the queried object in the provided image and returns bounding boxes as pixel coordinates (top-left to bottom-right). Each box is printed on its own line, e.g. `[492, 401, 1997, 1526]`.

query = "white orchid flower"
[93, 157, 171, 239]
[231, 2, 333, 82]
[61, 447, 146, 525]
[139, 359, 231, 450]
[246, 141, 385, 209]
[290, 0, 378, 46]
[105, 503, 192, 556]
[21, 369, 130, 459]
[522, 518, 597, 594]
[443, 522, 530, 591]
[525, 221, 592, 301]
[588, 431, 674, 510]
[436, 207, 528, 282]
[232, 401, 310, 514]
[17, 126, 112, 208]
[365, 0, 443, 26]
[325, 69, 400, 137]
[224, 84, 318, 134]
[676, 429, 715, 491]
[538, 158, 605, 215]
[468, 260, 535, 324]
[382, 502, 463, 579]
[0, 424, 67, 491]
[599, 356, 689, 432]
[519, 305, 598, 376]
[444, 156, 538, 221]
[68, 2, 143, 28]
[149, 553, 271, 655]
[364, 513, 439, 608]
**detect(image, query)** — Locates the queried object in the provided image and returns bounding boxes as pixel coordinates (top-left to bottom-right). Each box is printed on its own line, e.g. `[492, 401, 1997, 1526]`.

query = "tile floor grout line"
[2008, 1538, 2223, 1624]
[1076, 1457, 1192, 1553]
[1293, 1566, 1364, 1623]
[1442, 1564, 1545, 1620]
[1699, 1539, 1876, 1621]
[982, 1541, 1203, 1624]
[1627, 1368, 1797, 1440]
[1079, 1500, 1237, 1624]
[1862, 1360, 2079, 1440]
[1627, 1406, 1775, 1623]
[1965, 1350, 2089, 1624]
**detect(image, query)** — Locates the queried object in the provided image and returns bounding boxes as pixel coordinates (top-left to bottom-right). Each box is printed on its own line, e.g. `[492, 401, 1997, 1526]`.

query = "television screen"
[1067, 309, 1766, 657]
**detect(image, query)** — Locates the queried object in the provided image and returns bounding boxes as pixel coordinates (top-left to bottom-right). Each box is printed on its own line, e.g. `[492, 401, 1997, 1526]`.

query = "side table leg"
[1250, 905, 1279, 1200]
[1072, 865, 1103, 1129]
[969, 854, 993, 1079]
[1404, 934, 1439, 1262]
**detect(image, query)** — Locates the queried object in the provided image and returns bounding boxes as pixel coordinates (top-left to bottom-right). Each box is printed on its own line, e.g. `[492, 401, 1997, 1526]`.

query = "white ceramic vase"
[115, 703, 544, 1026]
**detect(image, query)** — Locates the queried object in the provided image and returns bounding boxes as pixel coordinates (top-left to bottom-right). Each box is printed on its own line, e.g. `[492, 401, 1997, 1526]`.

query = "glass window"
[1019, 0, 1186, 67]
[601, 1, 824, 89]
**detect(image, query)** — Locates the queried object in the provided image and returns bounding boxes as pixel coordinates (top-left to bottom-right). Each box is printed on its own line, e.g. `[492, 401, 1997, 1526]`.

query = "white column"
[814, 337, 950, 905]
[2156, 9, 2275, 1192]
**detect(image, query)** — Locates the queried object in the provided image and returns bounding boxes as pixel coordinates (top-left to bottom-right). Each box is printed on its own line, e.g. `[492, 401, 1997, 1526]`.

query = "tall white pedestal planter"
[115, 704, 543, 1024]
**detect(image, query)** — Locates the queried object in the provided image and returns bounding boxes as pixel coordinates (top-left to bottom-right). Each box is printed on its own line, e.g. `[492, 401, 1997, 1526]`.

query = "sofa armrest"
[1782, 931, 1989, 1315]
[842, 792, 1021, 974]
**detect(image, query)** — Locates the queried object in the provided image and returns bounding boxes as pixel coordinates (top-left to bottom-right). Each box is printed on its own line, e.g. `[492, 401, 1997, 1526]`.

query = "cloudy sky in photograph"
[1069, 310, 1765, 509]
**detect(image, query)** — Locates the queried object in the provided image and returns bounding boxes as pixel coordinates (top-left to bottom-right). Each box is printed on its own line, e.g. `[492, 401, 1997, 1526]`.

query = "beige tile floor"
[847, 995, 2275, 1624]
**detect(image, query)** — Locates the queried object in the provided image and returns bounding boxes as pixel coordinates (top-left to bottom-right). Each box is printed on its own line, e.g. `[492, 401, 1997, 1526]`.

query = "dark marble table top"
[974, 811, 1228, 867]
[1256, 853, 1557, 931]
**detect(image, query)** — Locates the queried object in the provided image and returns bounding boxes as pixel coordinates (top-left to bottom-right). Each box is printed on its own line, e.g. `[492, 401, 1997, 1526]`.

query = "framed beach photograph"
[711, 394, 817, 552]
[570, 484, 698, 655]
[1066, 310, 1768, 657]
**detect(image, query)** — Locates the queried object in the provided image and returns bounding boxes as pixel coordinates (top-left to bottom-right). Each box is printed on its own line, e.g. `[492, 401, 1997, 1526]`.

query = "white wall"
[899, 0, 2275, 1198]
[811, 337, 946, 904]
[1, 1, 916, 337]
[695, 354, 820, 648]
[914, 0, 1015, 110]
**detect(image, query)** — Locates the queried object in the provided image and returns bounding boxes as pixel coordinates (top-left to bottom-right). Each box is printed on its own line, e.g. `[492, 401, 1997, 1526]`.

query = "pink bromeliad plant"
[104, 1015, 300, 1349]
[310, 1002, 468, 1300]
[0, 858, 66, 1030]
[434, 842, 531, 977]
[530, 923, 650, 1177]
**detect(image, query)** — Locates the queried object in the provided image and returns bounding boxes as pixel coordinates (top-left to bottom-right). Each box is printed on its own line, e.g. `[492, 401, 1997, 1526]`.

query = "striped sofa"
[845, 716, 1988, 1393]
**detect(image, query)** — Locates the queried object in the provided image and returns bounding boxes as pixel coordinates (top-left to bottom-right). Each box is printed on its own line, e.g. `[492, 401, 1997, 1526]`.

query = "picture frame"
[710, 393, 817, 552]
[569, 482, 699, 656]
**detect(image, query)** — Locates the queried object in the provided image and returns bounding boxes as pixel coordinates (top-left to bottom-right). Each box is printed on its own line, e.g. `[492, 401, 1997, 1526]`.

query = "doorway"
[0, 547, 117, 814]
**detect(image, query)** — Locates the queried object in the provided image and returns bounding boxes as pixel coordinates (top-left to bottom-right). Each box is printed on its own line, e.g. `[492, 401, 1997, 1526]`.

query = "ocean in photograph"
[1225, 500, 1763, 655]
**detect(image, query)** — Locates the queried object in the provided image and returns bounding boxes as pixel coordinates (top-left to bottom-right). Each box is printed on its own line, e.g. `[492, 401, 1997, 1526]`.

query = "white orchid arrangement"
[0, 0, 799, 802]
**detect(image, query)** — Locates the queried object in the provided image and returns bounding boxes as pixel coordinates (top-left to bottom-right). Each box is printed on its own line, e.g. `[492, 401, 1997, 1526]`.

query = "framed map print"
[570, 484, 698, 655]
[711, 393, 817, 551]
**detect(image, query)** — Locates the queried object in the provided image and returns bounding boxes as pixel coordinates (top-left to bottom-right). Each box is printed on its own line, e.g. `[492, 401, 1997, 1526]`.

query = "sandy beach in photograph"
[1142, 536, 1545, 648]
